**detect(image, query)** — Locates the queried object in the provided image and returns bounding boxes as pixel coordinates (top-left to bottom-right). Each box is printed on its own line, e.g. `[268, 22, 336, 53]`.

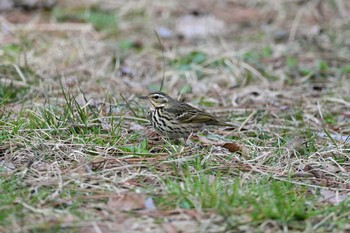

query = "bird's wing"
[165, 101, 219, 124]
[172, 103, 219, 124]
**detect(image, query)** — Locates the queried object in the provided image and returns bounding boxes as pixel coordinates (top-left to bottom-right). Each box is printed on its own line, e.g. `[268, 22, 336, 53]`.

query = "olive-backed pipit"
[140, 92, 228, 139]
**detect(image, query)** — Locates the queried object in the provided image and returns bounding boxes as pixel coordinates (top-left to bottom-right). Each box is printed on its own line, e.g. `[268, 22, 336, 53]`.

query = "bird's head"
[139, 92, 171, 108]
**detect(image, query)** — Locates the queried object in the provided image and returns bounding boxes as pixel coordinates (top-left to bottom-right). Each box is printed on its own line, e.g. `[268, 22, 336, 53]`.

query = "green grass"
[1, 86, 349, 231]
[0, 173, 95, 232]
[1, 74, 349, 232]
[0, 65, 30, 105]
[0, 83, 27, 104]
[157, 164, 349, 231]
[53, 6, 118, 33]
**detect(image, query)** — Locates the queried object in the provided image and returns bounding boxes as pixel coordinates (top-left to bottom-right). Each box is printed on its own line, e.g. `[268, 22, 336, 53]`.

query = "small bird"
[140, 91, 228, 139]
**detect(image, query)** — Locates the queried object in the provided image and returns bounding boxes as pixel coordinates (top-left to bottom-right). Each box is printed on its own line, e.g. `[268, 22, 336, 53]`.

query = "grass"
[160, 167, 313, 223]
[0, 97, 349, 231]
[53, 6, 118, 33]
[1, 0, 350, 232]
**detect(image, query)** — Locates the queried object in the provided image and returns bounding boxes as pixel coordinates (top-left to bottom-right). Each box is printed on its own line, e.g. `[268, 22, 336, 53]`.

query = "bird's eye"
[153, 95, 159, 99]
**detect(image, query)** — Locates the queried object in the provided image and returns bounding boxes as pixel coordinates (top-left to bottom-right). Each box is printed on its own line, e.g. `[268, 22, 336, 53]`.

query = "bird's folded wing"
[176, 110, 217, 123]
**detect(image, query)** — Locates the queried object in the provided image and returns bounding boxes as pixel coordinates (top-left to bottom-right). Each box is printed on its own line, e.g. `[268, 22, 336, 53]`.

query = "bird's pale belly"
[149, 110, 202, 139]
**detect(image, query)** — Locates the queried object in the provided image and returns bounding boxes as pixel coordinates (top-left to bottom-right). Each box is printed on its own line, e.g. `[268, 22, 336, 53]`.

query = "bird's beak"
[139, 95, 148, 99]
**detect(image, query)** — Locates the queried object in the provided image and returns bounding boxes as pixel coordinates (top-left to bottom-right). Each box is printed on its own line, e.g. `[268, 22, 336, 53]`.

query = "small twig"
[120, 93, 138, 117]
[154, 30, 166, 92]
[240, 61, 268, 84]
[12, 64, 27, 83]
[238, 110, 257, 132]
[312, 213, 336, 231]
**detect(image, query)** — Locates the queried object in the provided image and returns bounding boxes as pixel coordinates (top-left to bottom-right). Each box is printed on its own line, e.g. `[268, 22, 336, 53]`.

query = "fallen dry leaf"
[318, 189, 350, 204]
[304, 164, 327, 179]
[197, 136, 249, 156]
[162, 223, 179, 233]
[0, 160, 15, 174]
[107, 193, 147, 211]
[292, 172, 314, 178]
[220, 142, 241, 153]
